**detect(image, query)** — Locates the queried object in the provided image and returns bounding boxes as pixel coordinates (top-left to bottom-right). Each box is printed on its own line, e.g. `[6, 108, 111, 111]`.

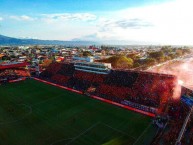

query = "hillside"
[0, 34, 97, 46]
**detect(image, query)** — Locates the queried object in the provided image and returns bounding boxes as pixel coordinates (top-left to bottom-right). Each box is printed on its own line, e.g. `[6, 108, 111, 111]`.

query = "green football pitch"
[0, 79, 156, 145]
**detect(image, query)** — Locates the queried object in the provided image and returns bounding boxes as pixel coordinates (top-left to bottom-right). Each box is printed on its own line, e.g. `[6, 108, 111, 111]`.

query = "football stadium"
[0, 62, 193, 145]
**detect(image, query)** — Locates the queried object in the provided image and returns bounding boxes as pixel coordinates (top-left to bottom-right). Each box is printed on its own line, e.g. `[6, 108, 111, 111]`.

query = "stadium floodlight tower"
[175, 106, 193, 145]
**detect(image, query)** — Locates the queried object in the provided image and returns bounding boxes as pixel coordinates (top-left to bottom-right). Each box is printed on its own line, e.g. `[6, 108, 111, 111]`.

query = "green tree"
[83, 51, 92, 57]
[133, 62, 140, 68]
[168, 53, 175, 59]
[145, 58, 156, 66]
[176, 49, 183, 57]
[102, 55, 133, 69]
[115, 56, 133, 69]
[149, 51, 164, 58]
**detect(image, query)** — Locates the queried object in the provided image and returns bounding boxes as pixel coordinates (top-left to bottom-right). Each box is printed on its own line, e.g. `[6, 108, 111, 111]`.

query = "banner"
[181, 96, 193, 107]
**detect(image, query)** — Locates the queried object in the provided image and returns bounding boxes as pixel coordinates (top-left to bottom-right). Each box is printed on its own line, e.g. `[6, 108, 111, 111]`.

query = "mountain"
[0, 34, 97, 46]
[73, 34, 157, 45]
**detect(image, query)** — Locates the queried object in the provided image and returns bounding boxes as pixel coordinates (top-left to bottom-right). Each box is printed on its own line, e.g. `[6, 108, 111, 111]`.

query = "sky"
[0, 0, 193, 45]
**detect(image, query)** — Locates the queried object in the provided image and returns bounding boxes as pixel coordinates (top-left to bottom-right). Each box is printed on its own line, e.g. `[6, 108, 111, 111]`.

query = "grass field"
[0, 79, 156, 145]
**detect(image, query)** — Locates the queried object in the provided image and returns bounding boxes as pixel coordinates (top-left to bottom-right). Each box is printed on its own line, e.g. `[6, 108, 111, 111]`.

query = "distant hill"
[0, 34, 97, 46]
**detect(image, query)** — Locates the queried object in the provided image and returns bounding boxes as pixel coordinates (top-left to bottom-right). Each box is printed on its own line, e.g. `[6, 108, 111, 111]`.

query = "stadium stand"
[104, 70, 138, 87]
[0, 61, 30, 84]
[57, 62, 75, 76]
[0, 62, 28, 70]
[39, 62, 179, 116]
[51, 74, 71, 85]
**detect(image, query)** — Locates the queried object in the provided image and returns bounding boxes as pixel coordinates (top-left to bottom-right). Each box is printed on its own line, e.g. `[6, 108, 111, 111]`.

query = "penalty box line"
[65, 122, 100, 145]
[101, 122, 137, 140]
[132, 122, 152, 145]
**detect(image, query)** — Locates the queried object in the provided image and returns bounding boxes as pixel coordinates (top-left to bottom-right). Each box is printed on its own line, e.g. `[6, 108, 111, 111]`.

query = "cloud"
[7, 13, 96, 23]
[91, 0, 193, 45]
[3, 0, 193, 45]
[41, 13, 97, 23]
[9, 15, 35, 21]
[115, 19, 153, 29]
[0, 17, 3, 21]
[99, 18, 153, 31]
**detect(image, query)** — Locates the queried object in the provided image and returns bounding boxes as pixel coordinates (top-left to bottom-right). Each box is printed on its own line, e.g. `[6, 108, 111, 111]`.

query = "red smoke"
[172, 82, 182, 100]
[147, 58, 193, 90]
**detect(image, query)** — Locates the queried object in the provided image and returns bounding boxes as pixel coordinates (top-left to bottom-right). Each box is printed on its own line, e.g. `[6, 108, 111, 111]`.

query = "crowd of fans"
[39, 62, 178, 112]
[51, 74, 70, 85]
[57, 63, 74, 76]
[0, 68, 30, 83]
[104, 70, 138, 87]
[74, 70, 95, 82]
[0, 69, 17, 81]
[15, 69, 30, 77]
[152, 103, 192, 145]
[97, 84, 130, 99]
[40, 62, 63, 78]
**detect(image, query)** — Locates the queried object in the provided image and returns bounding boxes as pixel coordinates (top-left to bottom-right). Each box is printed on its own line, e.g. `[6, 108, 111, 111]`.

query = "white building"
[73, 56, 94, 62]
[74, 62, 111, 74]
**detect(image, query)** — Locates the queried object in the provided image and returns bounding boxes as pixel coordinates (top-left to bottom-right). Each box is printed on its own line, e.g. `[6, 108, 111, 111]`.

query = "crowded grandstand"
[0, 62, 30, 83]
[39, 62, 177, 113]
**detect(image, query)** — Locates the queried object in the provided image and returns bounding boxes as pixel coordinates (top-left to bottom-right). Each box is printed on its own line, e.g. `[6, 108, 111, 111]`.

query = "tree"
[83, 51, 92, 57]
[182, 48, 191, 54]
[176, 49, 183, 57]
[145, 58, 156, 66]
[168, 53, 175, 59]
[164, 56, 171, 61]
[157, 56, 165, 63]
[133, 62, 140, 68]
[102, 55, 133, 69]
[149, 51, 164, 59]
[161, 46, 172, 52]
[116, 56, 133, 69]
[126, 53, 139, 60]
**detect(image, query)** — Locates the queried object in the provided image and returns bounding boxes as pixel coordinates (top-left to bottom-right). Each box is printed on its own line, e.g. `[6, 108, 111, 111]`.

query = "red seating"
[74, 70, 95, 82]
[97, 84, 132, 99]
[93, 74, 105, 84]
[74, 71, 106, 84]
[51, 74, 70, 84]
[0, 69, 30, 77]
[58, 63, 75, 76]
[0, 68, 30, 83]
[15, 69, 30, 77]
[46, 62, 63, 75]
[131, 73, 178, 109]
[0, 62, 28, 70]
